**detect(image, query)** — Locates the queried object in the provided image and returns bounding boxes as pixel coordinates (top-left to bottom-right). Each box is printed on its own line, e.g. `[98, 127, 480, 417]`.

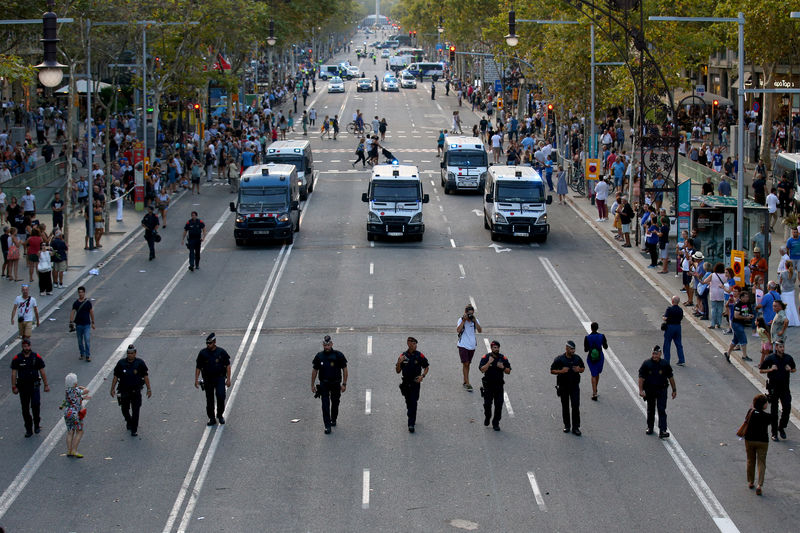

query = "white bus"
[406, 62, 445, 80]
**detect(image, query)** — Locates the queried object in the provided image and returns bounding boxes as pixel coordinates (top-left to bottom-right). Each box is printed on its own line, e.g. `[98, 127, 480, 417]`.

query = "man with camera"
[69, 286, 95, 363]
[456, 304, 482, 391]
[311, 335, 348, 435]
[550, 340, 585, 436]
[110, 344, 151, 436]
[479, 340, 511, 431]
[195, 333, 231, 426]
[395, 337, 429, 433]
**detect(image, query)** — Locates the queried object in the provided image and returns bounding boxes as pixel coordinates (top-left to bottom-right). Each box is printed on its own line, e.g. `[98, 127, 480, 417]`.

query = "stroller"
[381, 147, 397, 163]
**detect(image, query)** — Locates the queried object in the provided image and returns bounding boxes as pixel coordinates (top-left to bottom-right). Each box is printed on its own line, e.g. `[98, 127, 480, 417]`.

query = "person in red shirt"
[750, 248, 767, 285]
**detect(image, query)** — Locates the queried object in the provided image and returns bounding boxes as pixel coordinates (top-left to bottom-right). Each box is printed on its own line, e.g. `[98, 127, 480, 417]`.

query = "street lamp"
[267, 19, 277, 46]
[437, 16, 444, 35]
[36, 0, 66, 87]
[505, 8, 519, 47]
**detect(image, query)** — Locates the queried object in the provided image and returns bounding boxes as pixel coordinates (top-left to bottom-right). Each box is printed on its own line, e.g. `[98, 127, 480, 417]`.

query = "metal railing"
[1, 156, 68, 213]
[677, 156, 739, 198]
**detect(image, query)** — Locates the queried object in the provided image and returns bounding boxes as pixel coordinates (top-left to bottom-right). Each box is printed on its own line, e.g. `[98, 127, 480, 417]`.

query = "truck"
[440, 135, 489, 194]
[362, 162, 429, 241]
[483, 165, 552, 243]
[230, 163, 300, 246]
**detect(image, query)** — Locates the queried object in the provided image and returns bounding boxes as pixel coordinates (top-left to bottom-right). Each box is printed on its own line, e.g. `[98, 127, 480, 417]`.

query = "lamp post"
[35, 0, 66, 88]
[267, 19, 276, 88]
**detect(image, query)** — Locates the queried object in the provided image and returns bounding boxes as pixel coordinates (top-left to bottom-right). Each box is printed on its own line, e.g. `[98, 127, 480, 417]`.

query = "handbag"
[736, 408, 753, 438]
[7, 243, 19, 261]
[697, 282, 708, 296]
[660, 322, 668, 331]
[153, 231, 162, 243]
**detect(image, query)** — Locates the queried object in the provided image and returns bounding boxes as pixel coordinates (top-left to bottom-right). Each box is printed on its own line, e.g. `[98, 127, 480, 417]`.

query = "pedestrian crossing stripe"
[313, 148, 437, 153]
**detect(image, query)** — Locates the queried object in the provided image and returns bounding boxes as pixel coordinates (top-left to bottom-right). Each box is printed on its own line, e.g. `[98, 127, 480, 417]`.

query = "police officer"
[141, 205, 159, 260]
[550, 340, 584, 436]
[637, 345, 677, 439]
[759, 340, 796, 441]
[479, 340, 511, 431]
[10, 338, 49, 437]
[395, 336, 429, 433]
[110, 344, 151, 436]
[311, 335, 348, 434]
[195, 333, 231, 426]
[181, 211, 206, 272]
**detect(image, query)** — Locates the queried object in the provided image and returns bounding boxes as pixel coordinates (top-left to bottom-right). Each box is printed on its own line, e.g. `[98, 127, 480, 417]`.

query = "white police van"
[230, 163, 300, 246]
[483, 165, 552, 243]
[440, 135, 489, 194]
[263, 140, 317, 200]
[362, 162, 429, 241]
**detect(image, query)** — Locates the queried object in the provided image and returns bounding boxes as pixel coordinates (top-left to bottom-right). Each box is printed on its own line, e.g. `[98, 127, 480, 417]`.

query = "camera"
[198, 377, 205, 391]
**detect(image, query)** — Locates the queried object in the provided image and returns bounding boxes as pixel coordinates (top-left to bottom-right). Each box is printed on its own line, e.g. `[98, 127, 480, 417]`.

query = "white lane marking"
[362, 469, 370, 509]
[421, 160, 431, 163]
[539, 257, 739, 533]
[438, 205, 443, 212]
[459, 264, 465, 278]
[471, 209, 482, 217]
[447, 227, 452, 236]
[370, 241, 375, 247]
[469, 297, 477, 313]
[450, 238, 456, 248]
[483, 338, 490, 352]
[368, 294, 374, 309]
[435, 195, 441, 201]
[489, 243, 511, 253]
[442, 215, 448, 223]
[175, 241, 296, 532]
[369, 262, 374, 275]
[503, 391, 515, 417]
[366, 335, 372, 355]
[330, 159, 341, 163]
[435, 102, 443, 112]
[0, 207, 232, 522]
[527, 472, 547, 512]
[529, 242, 540, 248]
[430, 180, 435, 186]
[365, 389, 372, 415]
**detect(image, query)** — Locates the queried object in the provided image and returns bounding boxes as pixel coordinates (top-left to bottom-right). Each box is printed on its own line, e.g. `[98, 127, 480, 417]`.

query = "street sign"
[585, 159, 601, 180]
[730, 249, 746, 286]
[494, 79, 502, 92]
[695, 84, 705, 97]
[752, 101, 760, 113]
[435, 43, 443, 51]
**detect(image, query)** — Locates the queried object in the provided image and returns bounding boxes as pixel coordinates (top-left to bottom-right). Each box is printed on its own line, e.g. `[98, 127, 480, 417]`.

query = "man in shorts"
[456, 304, 482, 391]
[11, 284, 38, 339]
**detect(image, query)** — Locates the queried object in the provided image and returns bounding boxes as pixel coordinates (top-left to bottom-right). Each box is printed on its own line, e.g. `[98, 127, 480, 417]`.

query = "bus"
[395, 47, 424, 62]
[406, 62, 445, 81]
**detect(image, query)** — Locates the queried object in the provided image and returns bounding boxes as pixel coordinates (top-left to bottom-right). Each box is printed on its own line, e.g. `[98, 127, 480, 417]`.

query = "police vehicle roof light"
[450, 143, 457, 148]
[392, 159, 399, 165]
[294, 148, 301, 153]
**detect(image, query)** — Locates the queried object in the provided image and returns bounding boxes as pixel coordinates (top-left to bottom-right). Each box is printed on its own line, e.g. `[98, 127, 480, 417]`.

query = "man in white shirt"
[20, 187, 36, 216]
[594, 177, 609, 221]
[766, 187, 779, 230]
[491, 132, 502, 163]
[456, 304, 482, 391]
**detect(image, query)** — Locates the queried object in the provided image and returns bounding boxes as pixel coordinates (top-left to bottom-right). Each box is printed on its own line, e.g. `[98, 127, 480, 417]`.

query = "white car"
[381, 75, 399, 92]
[327, 76, 345, 93]
[346, 65, 361, 77]
[400, 72, 417, 88]
[380, 49, 390, 58]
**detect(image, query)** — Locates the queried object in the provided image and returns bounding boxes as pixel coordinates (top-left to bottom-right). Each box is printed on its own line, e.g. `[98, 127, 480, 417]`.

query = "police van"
[483, 165, 552, 243]
[772, 152, 800, 205]
[362, 162, 429, 241]
[440, 135, 489, 194]
[263, 140, 317, 200]
[229, 163, 300, 245]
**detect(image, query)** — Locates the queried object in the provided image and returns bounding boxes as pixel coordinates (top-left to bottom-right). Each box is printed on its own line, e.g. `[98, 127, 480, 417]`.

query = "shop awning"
[55, 79, 112, 94]
[671, 88, 734, 107]
[731, 73, 752, 89]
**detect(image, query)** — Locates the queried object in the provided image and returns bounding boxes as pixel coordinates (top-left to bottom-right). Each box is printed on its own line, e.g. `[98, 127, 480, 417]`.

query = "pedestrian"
[141, 205, 159, 260]
[156, 188, 169, 228]
[661, 295, 686, 366]
[456, 303, 482, 391]
[112, 180, 125, 222]
[638, 345, 676, 439]
[478, 340, 511, 431]
[556, 165, 568, 205]
[302, 110, 308, 136]
[550, 340, 584, 436]
[195, 333, 231, 426]
[778, 260, 800, 326]
[110, 344, 151, 436]
[584, 322, 608, 400]
[62, 372, 90, 458]
[352, 138, 367, 168]
[760, 340, 796, 441]
[190, 159, 202, 195]
[645, 220, 660, 267]
[11, 283, 38, 340]
[703, 263, 728, 329]
[618, 196, 634, 247]
[50, 229, 67, 288]
[6, 227, 20, 281]
[395, 336, 429, 433]
[332, 115, 339, 140]
[20, 186, 35, 217]
[724, 289, 754, 363]
[68, 286, 95, 362]
[311, 335, 348, 434]
[321, 115, 330, 140]
[741, 394, 771, 495]
[431, 80, 436, 100]
[436, 130, 445, 157]
[25, 228, 42, 283]
[379, 118, 387, 141]
[50, 191, 64, 230]
[657, 216, 671, 273]
[37, 241, 52, 296]
[181, 211, 206, 272]
[10, 338, 49, 437]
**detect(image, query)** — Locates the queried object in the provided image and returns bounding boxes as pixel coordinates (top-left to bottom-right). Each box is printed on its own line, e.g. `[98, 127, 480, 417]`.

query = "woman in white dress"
[779, 260, 800, 327]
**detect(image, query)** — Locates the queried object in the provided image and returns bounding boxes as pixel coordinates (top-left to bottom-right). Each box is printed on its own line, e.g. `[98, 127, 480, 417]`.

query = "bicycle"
[347, 122, 372, 135]
[569, 164, 585, 195]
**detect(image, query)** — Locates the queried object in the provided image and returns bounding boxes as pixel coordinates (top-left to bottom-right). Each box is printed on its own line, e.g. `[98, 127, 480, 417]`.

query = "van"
[361, 162, 429, 241]
[263, 140, 317, 200]
[440, 136, 489, 194]
[319, 64, 352, 80]
[772, 152, 800, 204]
[483, 165, 552, 242]
[229, 164, 300, 245]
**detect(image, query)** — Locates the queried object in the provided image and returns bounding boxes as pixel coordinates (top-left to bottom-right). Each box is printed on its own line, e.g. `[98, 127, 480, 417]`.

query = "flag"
[217, 53, 231, 71]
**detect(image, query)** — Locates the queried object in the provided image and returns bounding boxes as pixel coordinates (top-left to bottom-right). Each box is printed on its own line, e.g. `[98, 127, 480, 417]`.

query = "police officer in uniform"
[10, 338, 49, 437]
[760, 340, 796, 441]
[195, 333, 231, 426]
[110, 344, 151, 436]
[395, 336, 429, 433]
[638, 345, 677, 439]
[181, 211, 206, 272]
[479, 340, 511, 431]
[550, 340, 584, 436]
[141, 205, 159, 260]
[311, 335, 348, 434]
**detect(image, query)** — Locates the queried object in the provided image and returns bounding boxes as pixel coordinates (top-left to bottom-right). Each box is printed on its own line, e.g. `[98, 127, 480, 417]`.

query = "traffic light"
[154, 56, 161, 69]
[409, 31, 412, 37]
[412, 31, 416, 36]
[712, 99, 719, 108]
[448, 45, 456, 62]
[547, 103, 554, 112]
[193, 103, 201, 117]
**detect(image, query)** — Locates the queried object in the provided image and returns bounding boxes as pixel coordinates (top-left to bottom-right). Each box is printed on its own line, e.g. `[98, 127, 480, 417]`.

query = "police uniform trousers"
[17, 382, 41, 432]
[119, 388, 143, 432]
[560, 385, 580, 430]
[144, 232, 156, 259]
[645, 387, 668, 432]
[204, 376, 227, 419]
[187, 239, 201, 269]
[319, 381, 341, 429]
[483, 384, 504, 427]
[402, 379, 421, 426]
[769, 386, 792, 436]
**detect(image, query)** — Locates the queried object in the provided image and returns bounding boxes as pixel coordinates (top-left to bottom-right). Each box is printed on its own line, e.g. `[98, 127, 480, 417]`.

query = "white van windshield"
[239, 186, 288, 210]
[372, 180, 419, 202]
[496, 181, 545, 203]
[263, 155, 306, 171]
[448, 151, 487, 167]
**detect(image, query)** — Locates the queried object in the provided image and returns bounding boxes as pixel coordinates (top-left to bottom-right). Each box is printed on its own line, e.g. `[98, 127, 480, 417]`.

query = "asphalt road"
[0, 41, 798, 533]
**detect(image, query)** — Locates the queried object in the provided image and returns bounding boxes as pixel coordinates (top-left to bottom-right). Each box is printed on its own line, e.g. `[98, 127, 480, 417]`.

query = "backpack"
[588, 347, 601, 362]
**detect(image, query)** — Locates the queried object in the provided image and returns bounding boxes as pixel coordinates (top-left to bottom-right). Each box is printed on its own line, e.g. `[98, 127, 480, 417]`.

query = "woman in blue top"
[584, 322, 608, 401]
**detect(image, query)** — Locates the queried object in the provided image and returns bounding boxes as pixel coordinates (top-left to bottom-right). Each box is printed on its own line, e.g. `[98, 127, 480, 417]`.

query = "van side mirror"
[485, 194, 493, 202]
[422, 194, 430, 204]
[229, 202, 236, 212]
[546, 195, 553, 205]
[361, 192, 369, 203]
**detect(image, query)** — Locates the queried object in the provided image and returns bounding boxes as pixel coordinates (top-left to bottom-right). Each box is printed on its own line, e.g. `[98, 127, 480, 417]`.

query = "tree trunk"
[759, 63, 776, 169]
